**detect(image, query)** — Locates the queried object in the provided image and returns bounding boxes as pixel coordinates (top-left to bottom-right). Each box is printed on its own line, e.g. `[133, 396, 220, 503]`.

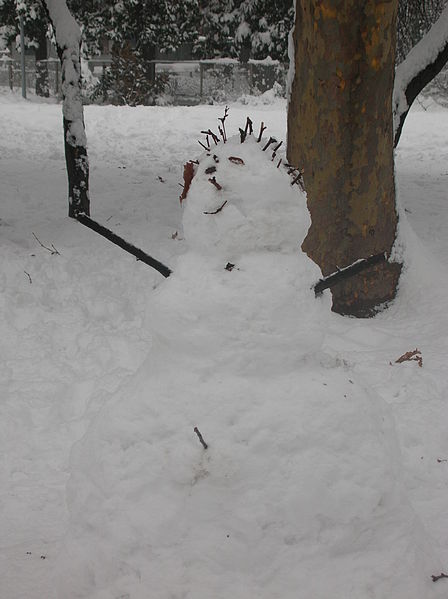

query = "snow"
[1, 90, 448, 599]
[44, 0, 81, 50]
[236, 21, 251, 42]
[43, 0, 86, 148]
[393, 4, 448, 135]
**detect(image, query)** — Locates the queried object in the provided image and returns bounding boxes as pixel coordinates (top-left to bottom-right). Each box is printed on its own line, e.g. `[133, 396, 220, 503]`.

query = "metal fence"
[159, 60, 288, 103]
[0, 57, 287, 104]
[0, 57, 62, 98]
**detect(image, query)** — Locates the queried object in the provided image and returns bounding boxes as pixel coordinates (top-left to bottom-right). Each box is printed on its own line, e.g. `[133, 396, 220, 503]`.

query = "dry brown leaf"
[395, 348, 423, 367]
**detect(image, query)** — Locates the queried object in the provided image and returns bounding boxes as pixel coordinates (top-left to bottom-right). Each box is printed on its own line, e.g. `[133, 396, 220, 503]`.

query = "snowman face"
[181, 121, 309, 261]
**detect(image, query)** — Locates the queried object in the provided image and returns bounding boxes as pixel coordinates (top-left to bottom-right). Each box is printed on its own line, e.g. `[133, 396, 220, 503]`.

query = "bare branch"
[32, 232, 60, 255]
[203, 200, 227, 215]
[257, 122, 267, 142]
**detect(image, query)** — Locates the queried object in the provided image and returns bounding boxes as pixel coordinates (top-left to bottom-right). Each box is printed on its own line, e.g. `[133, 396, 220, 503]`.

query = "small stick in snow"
[218, 106, 229, 142]
[201, 129, 219, 145]
[262, 137, 277, 152]
[208, 177, 223, 191]
[205, 166, 217, 174]
[203, 200, 227, 215]
[239, 128, 247, 143]
[277, 159, 282, 168]
[32, 233, 60, 255]
[24, 271, 32, 284]
[194, 427, 208, 450]
[273, 140, 283, 153]
[218, 126, 226, 142]
[198, 140, 209, 151]
[244, 117, 253, 136]
[257, 122, 267, 142]
[291, 172, 305, 191]
[432, 573, 448, 583]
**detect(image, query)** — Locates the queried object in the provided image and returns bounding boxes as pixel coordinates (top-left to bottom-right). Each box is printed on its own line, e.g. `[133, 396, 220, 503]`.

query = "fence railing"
[2, 55, 448, 105]
[1, 57, 288, 104]
[87, 58, 288, 104]
[0, 57, 62, 98]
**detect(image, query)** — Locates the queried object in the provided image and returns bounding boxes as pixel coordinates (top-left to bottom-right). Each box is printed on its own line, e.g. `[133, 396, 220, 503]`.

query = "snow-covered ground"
[1, 90, 448, 599]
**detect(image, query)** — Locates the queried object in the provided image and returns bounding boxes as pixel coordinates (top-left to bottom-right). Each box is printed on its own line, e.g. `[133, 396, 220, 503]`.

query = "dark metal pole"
[19, 14, 26, 99]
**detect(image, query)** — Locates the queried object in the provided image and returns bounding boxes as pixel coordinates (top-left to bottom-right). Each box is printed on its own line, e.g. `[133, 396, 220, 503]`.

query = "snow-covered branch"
[393, 4, 448, 146]
[41, 0, 89, 216]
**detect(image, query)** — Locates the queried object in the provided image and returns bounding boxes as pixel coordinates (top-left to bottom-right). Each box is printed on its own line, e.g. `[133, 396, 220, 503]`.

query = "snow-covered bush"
[90, 44, 169, 106]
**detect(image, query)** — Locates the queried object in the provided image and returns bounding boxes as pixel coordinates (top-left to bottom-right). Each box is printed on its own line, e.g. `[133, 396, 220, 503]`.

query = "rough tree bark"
[394, 4, 448, 146]
[287, 0, 402, 317]
[41, 0, 90, 217]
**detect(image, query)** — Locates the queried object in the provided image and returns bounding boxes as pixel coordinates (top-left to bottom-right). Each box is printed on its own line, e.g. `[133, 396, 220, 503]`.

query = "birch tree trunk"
[42, 0, 90, 217]
[287, 0, 402, 317]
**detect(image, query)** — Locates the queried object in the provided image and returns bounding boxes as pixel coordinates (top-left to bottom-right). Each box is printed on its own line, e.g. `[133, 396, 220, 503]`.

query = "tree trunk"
[42, 0, 90, 217]
[287, 0, 401, 317]
[35, 27, 49, 97]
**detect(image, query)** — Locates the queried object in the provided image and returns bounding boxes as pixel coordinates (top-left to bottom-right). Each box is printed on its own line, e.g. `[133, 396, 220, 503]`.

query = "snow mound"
[182, 134, 305, 258]
[57, 121, 443, 599]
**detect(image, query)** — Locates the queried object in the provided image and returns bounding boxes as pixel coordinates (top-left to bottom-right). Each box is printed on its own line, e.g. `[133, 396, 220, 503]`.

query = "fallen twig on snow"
[203, 200, 227, 215]
[32, 232, 60, 255]
[432, 573, 448, 583]
[194, 427, 208, 450]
